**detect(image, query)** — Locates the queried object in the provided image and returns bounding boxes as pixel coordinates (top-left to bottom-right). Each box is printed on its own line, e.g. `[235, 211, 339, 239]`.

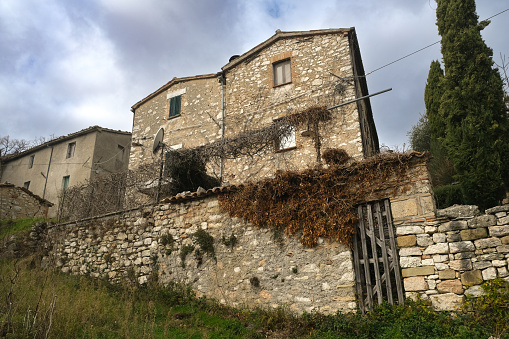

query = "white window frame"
[23, 181, 30, 189]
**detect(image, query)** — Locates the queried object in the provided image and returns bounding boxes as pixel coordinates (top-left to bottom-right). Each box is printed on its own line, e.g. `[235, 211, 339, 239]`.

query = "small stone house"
[129, 28, 379, 184]
[0, 126, 131, 217]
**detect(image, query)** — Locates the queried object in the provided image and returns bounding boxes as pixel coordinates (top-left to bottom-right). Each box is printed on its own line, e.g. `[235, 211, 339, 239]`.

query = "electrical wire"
[364, 8, 509, 76]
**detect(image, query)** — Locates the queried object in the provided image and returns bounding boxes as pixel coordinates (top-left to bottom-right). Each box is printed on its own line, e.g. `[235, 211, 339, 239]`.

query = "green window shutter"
[169, 95, 182, 117]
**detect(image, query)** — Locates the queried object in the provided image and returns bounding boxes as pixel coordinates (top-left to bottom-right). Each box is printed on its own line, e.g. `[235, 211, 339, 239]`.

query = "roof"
[0, 183, 54, 206]
[131, 28, 354, 111]
[222, 28, 353, 72]
[2, 125, 131, 162]
[131, 73, 219, 111]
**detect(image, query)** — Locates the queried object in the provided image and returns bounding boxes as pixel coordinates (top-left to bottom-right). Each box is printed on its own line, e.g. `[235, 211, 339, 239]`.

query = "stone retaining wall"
[35, 159, 434, 314]
[398, 204, 509, 311]
[44, 198, 357, 315]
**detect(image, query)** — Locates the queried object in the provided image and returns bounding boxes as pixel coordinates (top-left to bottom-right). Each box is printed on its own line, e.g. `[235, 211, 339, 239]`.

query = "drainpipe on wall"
[42, 145, 54, 199]
[217, 72, 226, 183]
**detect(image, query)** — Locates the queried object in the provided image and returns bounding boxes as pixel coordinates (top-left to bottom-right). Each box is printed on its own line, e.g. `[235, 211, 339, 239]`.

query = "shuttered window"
[62, 175, 70, 191]
[169, 95, 182, 118]
[273, 59, 292, 86]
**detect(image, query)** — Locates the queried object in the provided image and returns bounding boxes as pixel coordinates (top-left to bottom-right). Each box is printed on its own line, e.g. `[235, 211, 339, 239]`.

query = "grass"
[0, 218, 45, 240]
[0, 219, 508, 338]
[1, 257, 508, 338]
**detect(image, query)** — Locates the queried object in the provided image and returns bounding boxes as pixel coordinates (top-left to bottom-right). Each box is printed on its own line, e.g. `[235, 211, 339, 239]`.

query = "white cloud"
[0, 0, 507, 149]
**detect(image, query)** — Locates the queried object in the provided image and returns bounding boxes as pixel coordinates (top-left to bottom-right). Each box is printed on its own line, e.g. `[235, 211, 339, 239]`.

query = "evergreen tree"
[436, 0, 509, 209]
[424, 60, 445, 142]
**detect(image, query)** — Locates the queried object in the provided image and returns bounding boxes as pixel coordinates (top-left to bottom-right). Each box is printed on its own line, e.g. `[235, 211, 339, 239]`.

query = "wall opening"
[353, 199, 404, 313]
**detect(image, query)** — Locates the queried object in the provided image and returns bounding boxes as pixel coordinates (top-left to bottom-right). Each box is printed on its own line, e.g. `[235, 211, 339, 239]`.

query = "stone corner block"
[391, 199, 419, 219]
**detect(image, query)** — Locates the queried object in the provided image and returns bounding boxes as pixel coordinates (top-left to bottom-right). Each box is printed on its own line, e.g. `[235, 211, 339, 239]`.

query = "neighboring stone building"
[0, 126, 131, 217]
[129, 28, 379, 185]
[0, 183, 53, 219]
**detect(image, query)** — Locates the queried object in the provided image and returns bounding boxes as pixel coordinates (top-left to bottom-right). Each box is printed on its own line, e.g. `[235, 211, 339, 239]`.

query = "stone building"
[0, 126, 131, 217]
[129, 28, 379, 185]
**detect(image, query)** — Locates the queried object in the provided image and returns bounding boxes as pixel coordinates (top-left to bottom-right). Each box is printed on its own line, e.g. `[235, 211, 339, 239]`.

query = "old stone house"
[0, 126, 131, 217]
[129, 28, 379, 185]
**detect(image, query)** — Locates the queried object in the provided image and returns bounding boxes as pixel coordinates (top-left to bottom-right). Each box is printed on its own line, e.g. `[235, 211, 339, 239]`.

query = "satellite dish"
[153, 128, 164, 153]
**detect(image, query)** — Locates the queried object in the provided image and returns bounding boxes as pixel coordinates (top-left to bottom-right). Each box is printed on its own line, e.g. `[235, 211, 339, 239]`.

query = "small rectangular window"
[28, 155, 35, 169]
[273, 59, 292, 86]
[23, 181, 30, 189]
[66, 142, 76, 159]
[169, 95, 182, 118]
[62, 175, 70, 191]
[277, 125, 296, 151]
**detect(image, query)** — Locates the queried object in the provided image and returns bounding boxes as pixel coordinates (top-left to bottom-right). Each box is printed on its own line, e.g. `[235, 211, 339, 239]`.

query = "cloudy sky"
[1, 0, 508, 148]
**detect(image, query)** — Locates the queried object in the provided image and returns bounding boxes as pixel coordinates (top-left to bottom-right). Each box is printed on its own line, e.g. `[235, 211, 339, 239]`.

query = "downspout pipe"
[217, 72, 226, 182]
[42, 145, 54, 199]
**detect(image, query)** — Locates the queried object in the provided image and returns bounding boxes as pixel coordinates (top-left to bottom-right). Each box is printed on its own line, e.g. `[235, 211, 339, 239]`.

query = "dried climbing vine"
[218, 150, 429, 247]
[170, 105, 331, 163]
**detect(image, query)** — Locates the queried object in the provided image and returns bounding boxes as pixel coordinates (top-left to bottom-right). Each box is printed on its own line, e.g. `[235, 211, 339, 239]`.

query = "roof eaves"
[131, 73, 218, 111]
[222, 28, 353, 72]
[2, 126, 130, 162]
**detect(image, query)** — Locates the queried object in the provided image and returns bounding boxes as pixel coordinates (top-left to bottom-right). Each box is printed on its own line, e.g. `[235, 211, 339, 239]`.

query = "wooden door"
[353, 199, 404, 313]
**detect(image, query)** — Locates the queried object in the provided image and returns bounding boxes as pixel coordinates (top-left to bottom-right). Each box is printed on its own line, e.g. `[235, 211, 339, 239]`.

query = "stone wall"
[398, 204, 509, 311]
[43, 197, 356, 315]
[35, 157, 436, 315]
[0, 183, 52, 219]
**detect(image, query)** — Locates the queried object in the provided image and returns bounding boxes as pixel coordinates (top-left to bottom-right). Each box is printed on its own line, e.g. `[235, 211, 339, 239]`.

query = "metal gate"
[353, 199, 404, 313]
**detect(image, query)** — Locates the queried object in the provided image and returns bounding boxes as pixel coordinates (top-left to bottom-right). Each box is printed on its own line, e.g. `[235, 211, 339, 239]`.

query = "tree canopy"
[435, 0, 509, 209]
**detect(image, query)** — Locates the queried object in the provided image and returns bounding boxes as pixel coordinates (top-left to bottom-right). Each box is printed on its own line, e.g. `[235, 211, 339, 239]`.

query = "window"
[66, 142, 76, 159]
[273, 59, 292, 86]
[62, 175, 70, 191]
[28, 155, 35, 169]
[169, 95, 182, 118]
[117, 144, 125, 158]
[23, 181, 30, 189]
[277, 125, 296, 151]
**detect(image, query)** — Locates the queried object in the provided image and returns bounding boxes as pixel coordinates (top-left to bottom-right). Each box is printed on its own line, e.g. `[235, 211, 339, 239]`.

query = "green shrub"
[433, 184, 465, 209]
[463, 279, 509, 337]
[0, 218, 45, 240]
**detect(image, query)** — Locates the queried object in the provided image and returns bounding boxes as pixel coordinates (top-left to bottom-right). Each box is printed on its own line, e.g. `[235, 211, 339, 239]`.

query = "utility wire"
[365, 8, 509, 76]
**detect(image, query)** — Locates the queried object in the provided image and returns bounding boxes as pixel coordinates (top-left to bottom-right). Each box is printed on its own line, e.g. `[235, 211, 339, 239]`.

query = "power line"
[365, 40, 441, 76]
[365, 8, 509, 76]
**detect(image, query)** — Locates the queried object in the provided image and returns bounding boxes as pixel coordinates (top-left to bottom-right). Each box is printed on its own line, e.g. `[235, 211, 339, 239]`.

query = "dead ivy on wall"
[170, 106, 332, 164]
[218, 151, 429, 247]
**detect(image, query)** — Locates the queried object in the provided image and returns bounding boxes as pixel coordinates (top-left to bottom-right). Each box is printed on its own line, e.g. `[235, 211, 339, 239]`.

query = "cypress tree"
[436, 0, 509, 209]
[424, 60, 445, 142]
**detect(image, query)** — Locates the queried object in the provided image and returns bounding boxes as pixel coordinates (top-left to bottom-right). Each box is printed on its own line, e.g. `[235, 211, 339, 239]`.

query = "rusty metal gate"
[353, 199, 404, 313]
